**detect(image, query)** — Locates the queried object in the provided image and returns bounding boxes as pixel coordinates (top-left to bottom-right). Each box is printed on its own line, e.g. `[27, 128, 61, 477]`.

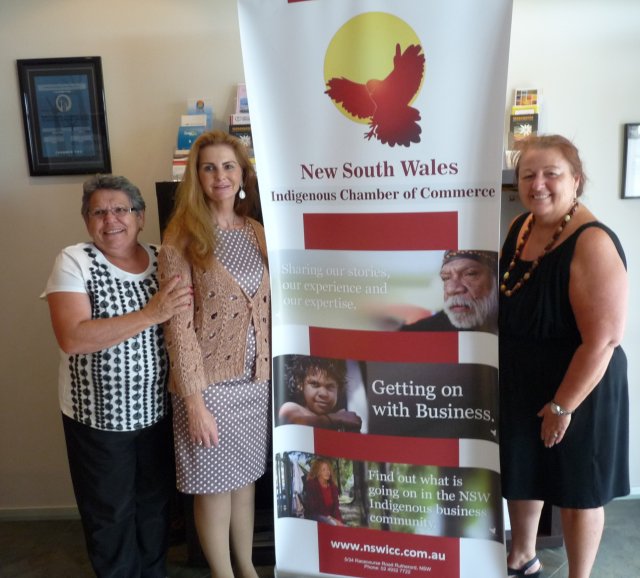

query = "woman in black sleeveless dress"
[499, 135, 629, 578]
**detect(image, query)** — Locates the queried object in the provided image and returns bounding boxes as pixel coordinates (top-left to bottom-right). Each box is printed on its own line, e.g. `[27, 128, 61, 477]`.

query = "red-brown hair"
[514, 134, 587, 197]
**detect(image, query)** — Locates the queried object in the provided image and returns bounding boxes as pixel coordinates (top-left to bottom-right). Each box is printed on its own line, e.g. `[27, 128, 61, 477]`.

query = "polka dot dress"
[172, 222, 271, 494]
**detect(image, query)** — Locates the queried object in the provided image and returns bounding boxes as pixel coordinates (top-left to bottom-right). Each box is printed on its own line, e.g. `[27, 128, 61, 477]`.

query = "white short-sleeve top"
[45, 242, 169, 431]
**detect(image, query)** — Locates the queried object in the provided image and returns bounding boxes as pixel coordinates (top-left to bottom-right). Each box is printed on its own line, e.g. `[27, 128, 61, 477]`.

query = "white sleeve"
[44, 246, 88, 296]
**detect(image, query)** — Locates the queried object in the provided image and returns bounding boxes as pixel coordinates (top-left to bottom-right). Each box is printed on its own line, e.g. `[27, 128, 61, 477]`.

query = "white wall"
[0, 0, 638, 515]
[0, 0, 246, 514]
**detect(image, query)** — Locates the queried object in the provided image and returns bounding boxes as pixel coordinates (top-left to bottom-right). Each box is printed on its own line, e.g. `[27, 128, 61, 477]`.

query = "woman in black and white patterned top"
[45, 174, 192, 577]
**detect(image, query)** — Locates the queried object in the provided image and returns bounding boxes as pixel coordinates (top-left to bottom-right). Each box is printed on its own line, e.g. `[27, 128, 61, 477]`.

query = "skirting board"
[0, 507, 79, 521]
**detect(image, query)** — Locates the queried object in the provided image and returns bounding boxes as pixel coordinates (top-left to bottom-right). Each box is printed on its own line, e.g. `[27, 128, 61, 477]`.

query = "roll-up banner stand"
[238, 1, 513, 576]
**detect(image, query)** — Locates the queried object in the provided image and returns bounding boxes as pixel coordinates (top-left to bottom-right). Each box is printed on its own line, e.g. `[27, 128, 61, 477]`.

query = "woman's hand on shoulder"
[142, 275, 193, 325]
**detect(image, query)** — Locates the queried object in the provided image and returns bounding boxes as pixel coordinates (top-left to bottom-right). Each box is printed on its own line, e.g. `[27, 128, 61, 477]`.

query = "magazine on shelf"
[177, 126, 205, 150]
[235, 83, 249, 114]
[513, 87, 540, 107]
[508, 113, 539, 150]
[176, 114, 207, 150]
[505, 88, 542, 164]
[229, 123, 254, 163]
[511, 104, 540, 116]
[172, 154, 188, 181]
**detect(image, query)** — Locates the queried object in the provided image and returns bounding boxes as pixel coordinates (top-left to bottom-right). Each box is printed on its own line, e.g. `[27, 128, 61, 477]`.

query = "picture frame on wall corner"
[16, 56, 111, 177]
[622, 123, 640, 199]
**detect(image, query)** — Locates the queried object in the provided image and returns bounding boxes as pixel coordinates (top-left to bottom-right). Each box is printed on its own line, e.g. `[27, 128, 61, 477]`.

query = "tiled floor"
[0, 514, 276, 578]
[0, 498, 638, 577]
[535, 497, 640, 578]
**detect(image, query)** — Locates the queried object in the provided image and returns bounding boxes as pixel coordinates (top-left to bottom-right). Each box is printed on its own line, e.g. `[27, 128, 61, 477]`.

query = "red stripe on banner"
[314, 429, 460, 467]
[318, 525, 460, 578]
[309, 328, 459, 364]
[303, 212, 458, 250]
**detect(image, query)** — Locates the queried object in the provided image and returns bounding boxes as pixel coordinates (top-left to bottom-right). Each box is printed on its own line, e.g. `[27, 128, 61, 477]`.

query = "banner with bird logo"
[239, 1, 513, 576]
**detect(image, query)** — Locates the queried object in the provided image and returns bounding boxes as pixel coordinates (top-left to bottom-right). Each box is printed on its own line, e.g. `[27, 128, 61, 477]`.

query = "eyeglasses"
[86, 206, 138, 219]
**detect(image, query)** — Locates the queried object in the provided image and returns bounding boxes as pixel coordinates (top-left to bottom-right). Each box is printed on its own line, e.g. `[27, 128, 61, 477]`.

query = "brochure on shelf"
[229, 112, 251, 125]
[187, 98, 214, 130]
[176, 114, 207, 150]
[177, 126, 205, 150]
[180, 113, 207, 127]
[504, 87, 543, 166]
[513, 87, 540, 107]
[508, 113, 539, 149]
[235, 83, 249, 114]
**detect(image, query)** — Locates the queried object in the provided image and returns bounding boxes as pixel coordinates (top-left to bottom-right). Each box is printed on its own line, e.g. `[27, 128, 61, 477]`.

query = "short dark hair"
[81, 174, 145, 216]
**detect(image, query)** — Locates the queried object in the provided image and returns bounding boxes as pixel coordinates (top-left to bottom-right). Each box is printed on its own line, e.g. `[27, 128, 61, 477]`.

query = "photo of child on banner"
[275, 355, 365, 432]
[275, 355, 497, 442]
[275, 452, 503, 542]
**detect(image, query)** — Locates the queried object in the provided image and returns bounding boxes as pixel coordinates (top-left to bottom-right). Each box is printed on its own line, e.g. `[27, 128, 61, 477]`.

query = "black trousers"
[62, 414, 174, 578]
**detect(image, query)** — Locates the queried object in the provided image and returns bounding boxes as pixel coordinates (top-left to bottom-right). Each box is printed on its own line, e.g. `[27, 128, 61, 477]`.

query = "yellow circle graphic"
[324, 12, 425, 147]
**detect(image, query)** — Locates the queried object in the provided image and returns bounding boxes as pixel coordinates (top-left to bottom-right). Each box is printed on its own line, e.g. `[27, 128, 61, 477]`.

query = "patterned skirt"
[172, 377, 270, 494]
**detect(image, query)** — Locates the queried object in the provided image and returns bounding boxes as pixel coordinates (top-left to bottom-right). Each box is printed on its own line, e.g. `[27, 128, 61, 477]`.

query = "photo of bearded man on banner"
[401, 250, 498, 334]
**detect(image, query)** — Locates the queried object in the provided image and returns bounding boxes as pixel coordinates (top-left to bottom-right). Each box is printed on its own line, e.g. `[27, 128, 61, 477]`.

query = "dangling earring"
[238, 186, 246, 200]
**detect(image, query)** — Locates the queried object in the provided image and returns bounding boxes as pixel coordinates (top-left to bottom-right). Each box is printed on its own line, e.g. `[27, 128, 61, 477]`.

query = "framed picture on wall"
[16, 56, 111, 176]
[622, 123, 640, 199]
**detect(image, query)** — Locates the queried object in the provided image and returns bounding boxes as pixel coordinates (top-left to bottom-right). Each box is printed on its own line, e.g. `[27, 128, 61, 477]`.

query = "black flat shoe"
[507, 556, 542, 576]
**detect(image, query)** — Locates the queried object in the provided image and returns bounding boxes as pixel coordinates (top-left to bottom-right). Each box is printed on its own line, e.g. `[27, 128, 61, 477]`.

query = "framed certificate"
[622, 123, 640, 199]
[17, 57, 111, 176]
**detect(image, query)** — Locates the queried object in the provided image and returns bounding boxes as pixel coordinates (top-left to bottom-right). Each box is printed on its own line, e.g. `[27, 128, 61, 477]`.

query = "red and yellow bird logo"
[325, 43, 425, 147]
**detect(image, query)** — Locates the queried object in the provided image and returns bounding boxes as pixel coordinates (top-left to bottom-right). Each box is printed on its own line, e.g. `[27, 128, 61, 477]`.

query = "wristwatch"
[550, 401, 574, 416]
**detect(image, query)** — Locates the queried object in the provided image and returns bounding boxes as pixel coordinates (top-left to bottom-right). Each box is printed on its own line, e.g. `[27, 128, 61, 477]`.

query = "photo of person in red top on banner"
[277, 355, 362, 432]
[304, 458, 345, 526]
[276, 452, 365, 526]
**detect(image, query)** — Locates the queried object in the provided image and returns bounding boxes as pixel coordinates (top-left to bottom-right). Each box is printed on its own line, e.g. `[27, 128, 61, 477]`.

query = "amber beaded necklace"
[500, 200, 579, 297]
